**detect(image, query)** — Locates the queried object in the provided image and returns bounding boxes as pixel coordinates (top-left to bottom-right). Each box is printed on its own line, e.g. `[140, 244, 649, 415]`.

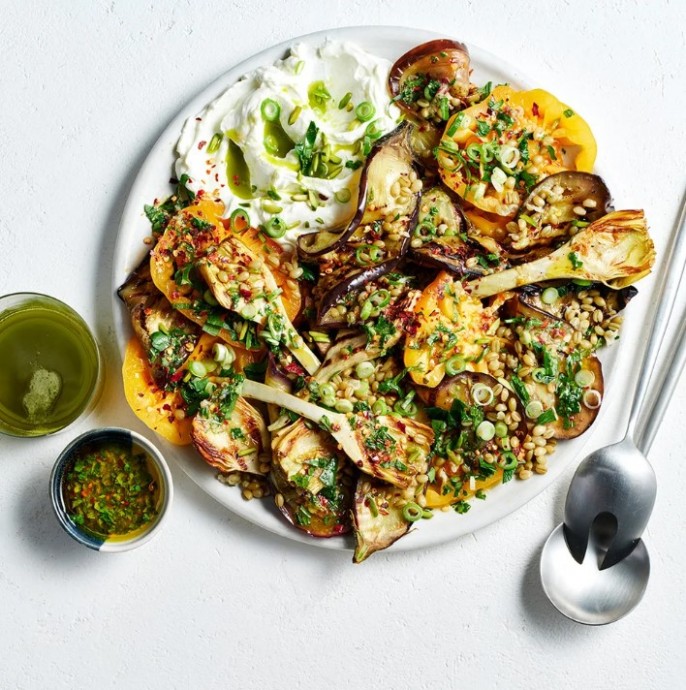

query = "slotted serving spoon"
[540, 191, 686, 624]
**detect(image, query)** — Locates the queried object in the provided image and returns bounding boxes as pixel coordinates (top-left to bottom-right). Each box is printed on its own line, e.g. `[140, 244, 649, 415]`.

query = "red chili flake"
[239, 287, 252, 299]
[198, 140, 207, 150]
[170, 370, 185, 384]
[283, 359, 306, 376]
[532, 102, 540, 117]
[232, 175, 241, 187]
[162, 403, 172, 411]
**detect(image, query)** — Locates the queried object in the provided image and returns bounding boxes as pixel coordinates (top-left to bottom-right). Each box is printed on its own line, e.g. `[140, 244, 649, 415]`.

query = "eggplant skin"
[297, 123, 416, 258]
[408, 185, 487, 277]
[308, 123, 420, 325]
[508, 172, 613, 252]
[388, 40, 471, 122]
[501, 296, 604, 439]
[518, 282, 637, 333]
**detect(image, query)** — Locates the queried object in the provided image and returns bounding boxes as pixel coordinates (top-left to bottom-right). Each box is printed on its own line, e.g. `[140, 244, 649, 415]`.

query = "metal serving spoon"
[540, 193, 686, 624]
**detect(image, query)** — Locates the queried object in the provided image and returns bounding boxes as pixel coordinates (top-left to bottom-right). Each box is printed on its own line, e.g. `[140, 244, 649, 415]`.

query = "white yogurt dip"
[175, 40, 401, 248]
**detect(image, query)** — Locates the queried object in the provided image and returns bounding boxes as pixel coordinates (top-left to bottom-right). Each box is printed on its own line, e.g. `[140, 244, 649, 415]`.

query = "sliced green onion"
[230, 208, 251, 232]
[372, 399, 388, 415]
[367, 495, 379, 518]
[445, 354, 466, 377]
[476, 420, 495, 441]
[393, 399, 417, 417]
[308, 331, 330, 344]
[402, 502, 423, 523]
[438, 97, 450, 121]
[355, 101, 376, 122]
[319, 383, 336, 400]
[260, 98, 281, 122]
[494, 421, 509, 438]
[261, 199, 283, 214]
[241, 303, 258, 320]
[525, 400, 544, 419]
[188, 360, 207, 378]
[368, 289, 391, 309]
[575, 369, 596, 388]
[500, 451, 518, 471]
[422, 508, 434, 519]
[288, 106, 302, 125]
[338, 92, 353, 109]
[355, 361, 375, 379]
[334, 188, 352, 203]
[353, 381, 370, 399]
[355, 244, 382, 266]
[207, 132, 223, 154]
[359, 300, 373, 321]
[365, 119, 384, 142]
[212, 343, 235, 367]
[471, 383, 494, 407]
[263, 216, 287, 239]
[532, 367, 549, 383]
[294, 60, 305, 75]
[541, 287, 559, 305]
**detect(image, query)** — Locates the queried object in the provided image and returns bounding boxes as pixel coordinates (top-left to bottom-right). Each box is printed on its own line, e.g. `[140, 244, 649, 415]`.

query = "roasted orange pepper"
[438, 85, 596, 216]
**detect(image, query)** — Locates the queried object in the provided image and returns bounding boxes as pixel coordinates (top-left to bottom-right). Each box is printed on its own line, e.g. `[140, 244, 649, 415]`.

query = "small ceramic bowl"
[50, 428, 173, 552]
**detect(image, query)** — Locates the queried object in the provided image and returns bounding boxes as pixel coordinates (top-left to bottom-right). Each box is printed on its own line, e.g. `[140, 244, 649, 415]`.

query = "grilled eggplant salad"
[119, 39, 655, 561]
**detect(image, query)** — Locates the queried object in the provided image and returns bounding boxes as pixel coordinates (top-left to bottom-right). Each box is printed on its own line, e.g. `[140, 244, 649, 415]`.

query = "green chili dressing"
[64, 443, 161, 539]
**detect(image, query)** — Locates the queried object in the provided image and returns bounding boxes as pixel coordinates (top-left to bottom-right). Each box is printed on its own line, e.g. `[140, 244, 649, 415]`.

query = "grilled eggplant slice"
[409, 186, 491, 276]
[501, 296, 604, 438]
[507, 172, 613, 253]
[270, 459, 352, 538]
[191, 380, 269, 475]
[306, 126, 420, 323]
[388, 39, 473, 124]
[298, 123, 417, 257]
[118, 256, 200, 387]
[519, 282, 637, 346]
[314, 290, 420, 383]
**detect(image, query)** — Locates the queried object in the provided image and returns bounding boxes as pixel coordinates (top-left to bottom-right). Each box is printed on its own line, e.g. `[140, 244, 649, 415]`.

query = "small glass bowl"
[0, 292, 102, 437]
[50, 428, 173, 552]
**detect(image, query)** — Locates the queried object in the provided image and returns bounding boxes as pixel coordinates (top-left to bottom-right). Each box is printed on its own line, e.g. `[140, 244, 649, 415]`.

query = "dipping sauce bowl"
[50, 428, 173, 552]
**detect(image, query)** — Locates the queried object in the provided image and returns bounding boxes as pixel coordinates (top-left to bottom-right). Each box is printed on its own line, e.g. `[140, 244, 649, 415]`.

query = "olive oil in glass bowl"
[0, 293, 102, 437]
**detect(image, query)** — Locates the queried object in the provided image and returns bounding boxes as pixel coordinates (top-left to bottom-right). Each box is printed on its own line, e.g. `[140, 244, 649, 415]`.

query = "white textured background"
[1, 1, 685, 688]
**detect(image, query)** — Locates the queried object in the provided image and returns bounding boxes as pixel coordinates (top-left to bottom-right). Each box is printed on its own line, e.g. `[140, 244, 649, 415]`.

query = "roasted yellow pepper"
[438, 85, 597, 216]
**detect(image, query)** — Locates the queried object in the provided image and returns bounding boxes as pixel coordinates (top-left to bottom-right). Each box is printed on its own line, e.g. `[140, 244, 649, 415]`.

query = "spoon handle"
[625, 191, 686, 442]
[637, 307, 686, 454]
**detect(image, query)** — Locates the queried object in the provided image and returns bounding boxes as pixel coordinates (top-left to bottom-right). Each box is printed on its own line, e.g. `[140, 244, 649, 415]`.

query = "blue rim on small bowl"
[50, 427, 173, 552]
